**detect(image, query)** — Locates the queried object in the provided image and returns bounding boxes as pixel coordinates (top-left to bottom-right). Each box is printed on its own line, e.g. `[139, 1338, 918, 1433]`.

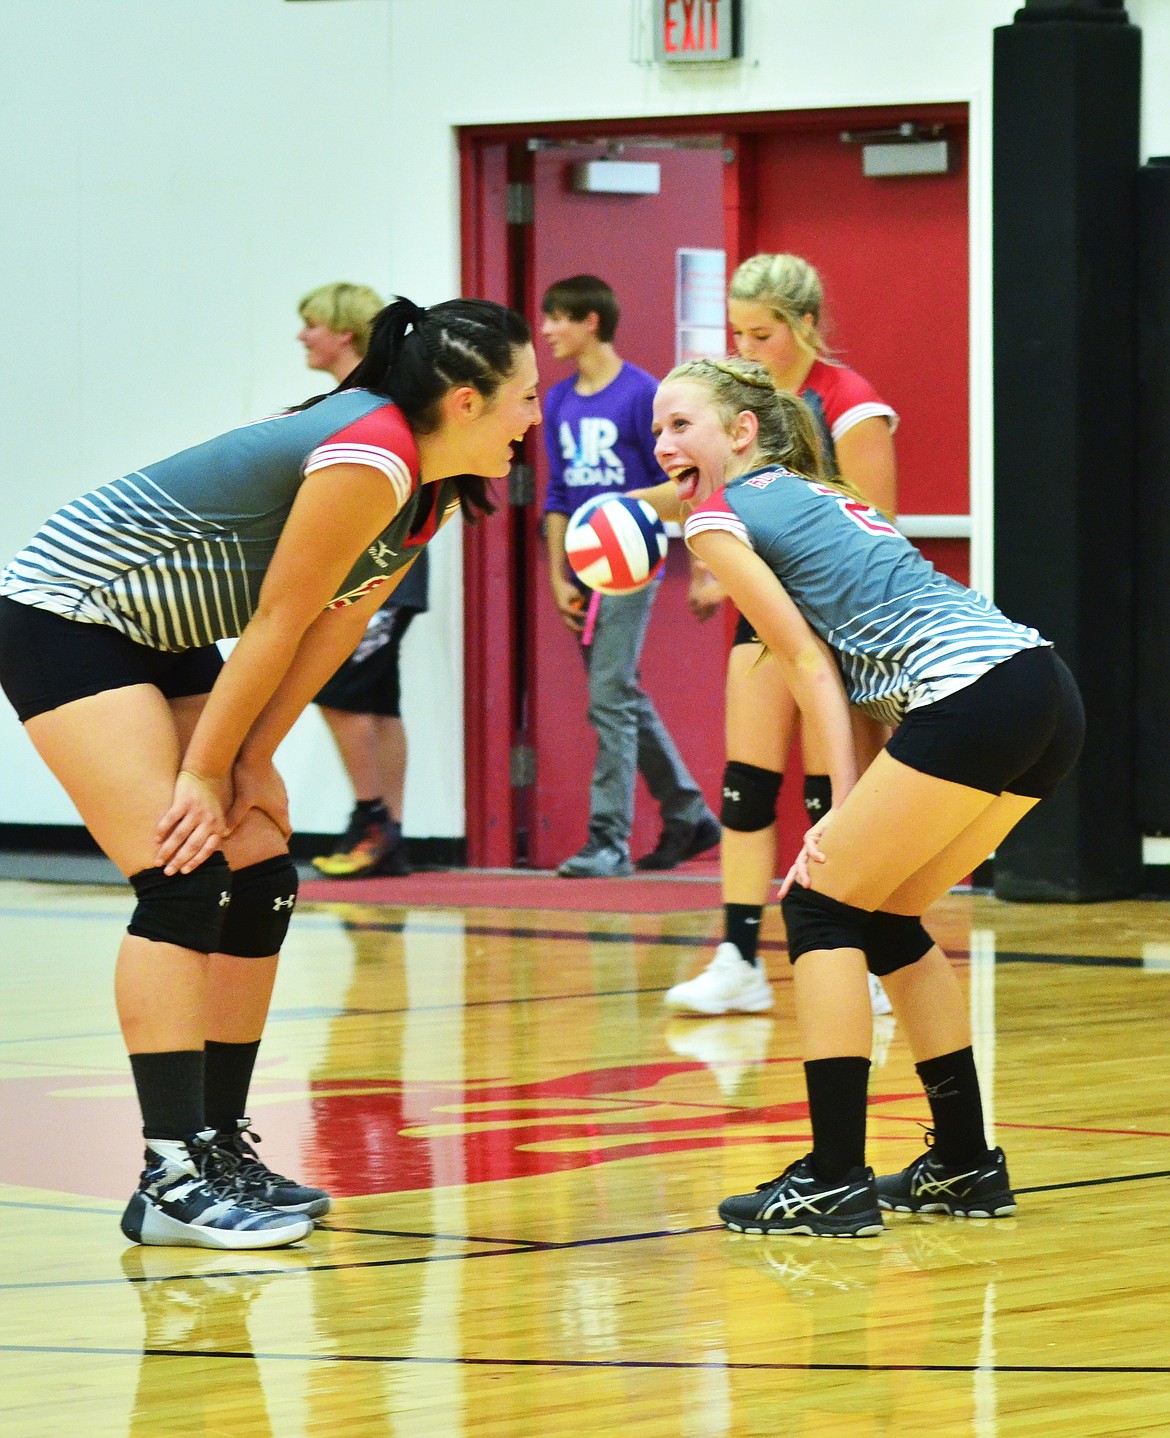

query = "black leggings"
[0, 596, 222, 722]
[886, 647, 1085, 799]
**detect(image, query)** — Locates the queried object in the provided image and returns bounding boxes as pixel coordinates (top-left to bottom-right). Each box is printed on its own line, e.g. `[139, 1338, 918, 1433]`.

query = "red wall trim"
[460, 135, 516, 866]
[459, 104, 968, 145]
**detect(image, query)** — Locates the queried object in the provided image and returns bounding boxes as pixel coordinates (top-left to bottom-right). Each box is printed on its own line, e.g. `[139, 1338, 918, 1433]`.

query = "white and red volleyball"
[564, 494, 668, 594]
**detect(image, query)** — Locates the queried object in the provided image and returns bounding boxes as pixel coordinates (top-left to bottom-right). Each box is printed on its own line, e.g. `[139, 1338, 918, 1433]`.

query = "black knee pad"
[865, 910, 934, 977]
[780, 886, 870, 963]
[217, 854, 299, 958]
[802, 774, 832, 824]
[721, 761, 782, 832]
[128, 852, 232, 954]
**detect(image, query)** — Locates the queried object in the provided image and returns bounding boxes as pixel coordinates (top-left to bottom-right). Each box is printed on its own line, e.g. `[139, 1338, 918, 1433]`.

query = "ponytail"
[296, 296, 531, 523]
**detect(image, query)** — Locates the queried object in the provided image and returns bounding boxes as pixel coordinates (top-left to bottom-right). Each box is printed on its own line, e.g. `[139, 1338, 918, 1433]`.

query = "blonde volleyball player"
[652, 357, 1082, 1236]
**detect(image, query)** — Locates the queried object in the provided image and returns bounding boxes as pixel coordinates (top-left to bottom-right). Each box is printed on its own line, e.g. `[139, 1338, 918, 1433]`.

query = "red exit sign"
[653, 0, 742, 63]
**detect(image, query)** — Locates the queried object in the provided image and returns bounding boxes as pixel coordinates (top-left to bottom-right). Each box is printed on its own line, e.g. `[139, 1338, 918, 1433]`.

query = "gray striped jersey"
[684, 467, 1048, 725]
[0, 390, 453, 652]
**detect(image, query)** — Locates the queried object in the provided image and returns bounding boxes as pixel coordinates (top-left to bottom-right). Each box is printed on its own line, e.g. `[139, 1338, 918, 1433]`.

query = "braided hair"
[664, 356, 871, 506]
[299, 295, 532, 522]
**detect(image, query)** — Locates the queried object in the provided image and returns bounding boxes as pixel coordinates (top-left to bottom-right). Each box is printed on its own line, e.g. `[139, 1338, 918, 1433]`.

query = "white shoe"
[664, 942, 774, 1015]
[868, 972, 893, 1016]
[665, 1016, 774, 1096]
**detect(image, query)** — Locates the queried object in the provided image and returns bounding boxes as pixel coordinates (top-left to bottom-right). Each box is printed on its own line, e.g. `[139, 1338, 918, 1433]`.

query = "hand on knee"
[780, 886, 869, 961]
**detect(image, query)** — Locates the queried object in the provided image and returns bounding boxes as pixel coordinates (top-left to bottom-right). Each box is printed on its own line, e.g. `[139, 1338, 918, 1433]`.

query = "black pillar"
[1134, 160, 1170, 833]
[992, 0, 1142, 899]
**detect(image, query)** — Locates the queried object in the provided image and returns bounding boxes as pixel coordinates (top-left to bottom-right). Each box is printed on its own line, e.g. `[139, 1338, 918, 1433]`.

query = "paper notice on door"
[676, 247, 727, 364]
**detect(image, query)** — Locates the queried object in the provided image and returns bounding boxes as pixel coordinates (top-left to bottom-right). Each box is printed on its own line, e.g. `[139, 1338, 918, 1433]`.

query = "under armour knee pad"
[217, 854, 299, 958]
[780, 886, 871, 964]
[802, 774, 832, 825]
[128, 852, 232, 954]
[721, 761, 782, 832]
[865, 910, 934, 977]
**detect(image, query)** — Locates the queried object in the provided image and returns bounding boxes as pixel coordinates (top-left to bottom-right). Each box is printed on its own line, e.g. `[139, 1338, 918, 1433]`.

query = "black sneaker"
[121, 1132, 314, 1249]
[635, 813, 722, 871]
[718, 1156, 884, 1237]
[319, 802, 377, 859]
[876, 1146, 1016, 1217]
[312, 808, 410, 878]
[213, 1120, 332, 1217]
[371, 827, 412, 877]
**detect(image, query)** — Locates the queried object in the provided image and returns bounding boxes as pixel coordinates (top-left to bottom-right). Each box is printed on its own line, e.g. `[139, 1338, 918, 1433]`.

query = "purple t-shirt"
[542, 361, 666, 517]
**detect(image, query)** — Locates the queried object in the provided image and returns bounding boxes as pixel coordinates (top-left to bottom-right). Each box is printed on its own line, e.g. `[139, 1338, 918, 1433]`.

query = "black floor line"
[4, 1164, 1170, 1293]
[1, 1341, 1168, 1377]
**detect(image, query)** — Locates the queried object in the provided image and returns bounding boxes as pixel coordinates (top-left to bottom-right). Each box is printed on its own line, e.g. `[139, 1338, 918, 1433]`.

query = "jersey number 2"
[811, 484, 899, 538]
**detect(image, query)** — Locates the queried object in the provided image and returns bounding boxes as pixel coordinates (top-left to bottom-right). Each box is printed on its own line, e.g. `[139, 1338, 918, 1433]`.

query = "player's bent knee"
[721, 761, 782, 832]
[780, 886, 870, 963]
[218, 854, 299, 958]
[865, 910, 934, 977]
[128, 852, 232, 954]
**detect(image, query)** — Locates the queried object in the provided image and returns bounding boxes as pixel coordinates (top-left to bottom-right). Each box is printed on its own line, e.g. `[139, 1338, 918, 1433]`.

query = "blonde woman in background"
[642, 254, 898, 1018]
[297, 281, 386, 384]
[297, 283, 429, 879]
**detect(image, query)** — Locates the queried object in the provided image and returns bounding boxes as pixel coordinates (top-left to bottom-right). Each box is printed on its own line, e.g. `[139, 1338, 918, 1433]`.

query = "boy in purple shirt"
[540, 275, 719, 876]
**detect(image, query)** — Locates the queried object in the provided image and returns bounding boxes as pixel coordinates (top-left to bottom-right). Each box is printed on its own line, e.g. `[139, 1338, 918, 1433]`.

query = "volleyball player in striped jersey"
[652, 357, 1083, 1237]
[0, 297, 540, 1248]
[646, 254, 898, 1019]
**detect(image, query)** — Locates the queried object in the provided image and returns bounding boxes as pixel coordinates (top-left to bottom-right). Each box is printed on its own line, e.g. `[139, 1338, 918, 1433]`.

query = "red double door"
[461, 105, 969, 870]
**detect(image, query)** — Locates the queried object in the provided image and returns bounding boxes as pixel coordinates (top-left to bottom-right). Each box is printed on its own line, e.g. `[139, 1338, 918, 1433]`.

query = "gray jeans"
[579, 582, 708, 853]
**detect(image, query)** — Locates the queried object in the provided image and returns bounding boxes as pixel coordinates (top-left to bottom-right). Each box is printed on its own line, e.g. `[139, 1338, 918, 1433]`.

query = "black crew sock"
[916, 1046, 989, 1166]
[355, 797, 388, 816]
[724, 903, 764, 966]
[804, 1056, 871, 1182]
[803, 774, 833, 825]
[203, 1039, 262, 1133]
[129, 1050, 206, 1141]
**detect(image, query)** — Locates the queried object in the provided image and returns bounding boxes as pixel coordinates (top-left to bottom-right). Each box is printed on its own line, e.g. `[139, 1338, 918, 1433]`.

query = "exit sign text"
[653, 0, 742, 64]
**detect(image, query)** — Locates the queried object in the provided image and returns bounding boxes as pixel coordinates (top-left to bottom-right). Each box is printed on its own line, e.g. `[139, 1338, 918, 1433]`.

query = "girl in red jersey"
[646, 254, 898, 1018]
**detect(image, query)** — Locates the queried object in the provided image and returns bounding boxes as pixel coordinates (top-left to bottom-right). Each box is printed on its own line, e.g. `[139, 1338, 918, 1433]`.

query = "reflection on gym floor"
[3, 881, 1170, 1436]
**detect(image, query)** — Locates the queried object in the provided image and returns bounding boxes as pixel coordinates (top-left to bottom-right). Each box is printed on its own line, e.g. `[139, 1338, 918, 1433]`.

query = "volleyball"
[564, 494, 668, 594]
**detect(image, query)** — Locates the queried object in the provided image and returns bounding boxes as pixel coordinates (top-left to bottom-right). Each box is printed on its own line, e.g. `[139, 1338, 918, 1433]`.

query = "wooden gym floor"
[2, 868, 1169, 1436]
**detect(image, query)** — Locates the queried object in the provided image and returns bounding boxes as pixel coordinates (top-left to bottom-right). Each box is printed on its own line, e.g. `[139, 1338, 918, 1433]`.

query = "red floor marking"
[0, 1062, 920, 1201]
[872, 1111, 1170, 1140]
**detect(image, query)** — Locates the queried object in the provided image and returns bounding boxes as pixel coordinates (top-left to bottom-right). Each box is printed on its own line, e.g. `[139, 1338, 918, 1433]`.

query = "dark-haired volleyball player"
[0, 297, 540, 1248]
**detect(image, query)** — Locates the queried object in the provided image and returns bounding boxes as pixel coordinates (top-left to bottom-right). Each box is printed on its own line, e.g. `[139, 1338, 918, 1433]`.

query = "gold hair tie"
[179, 769, 215, 788]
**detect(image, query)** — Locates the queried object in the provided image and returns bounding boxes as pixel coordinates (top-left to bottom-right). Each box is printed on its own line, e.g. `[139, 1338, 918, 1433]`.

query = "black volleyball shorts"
[314, 605, 416, 717]
[0, 596, 223, 722]
[886, 646, 1085, 800]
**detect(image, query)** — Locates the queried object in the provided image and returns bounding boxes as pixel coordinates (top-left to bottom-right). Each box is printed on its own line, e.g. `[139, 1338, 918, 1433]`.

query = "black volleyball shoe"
[212, 1120, 332, 1218]
[876, 1145, 1017, 1218]
[718, 1156, 885, 1238]
[121, 1132, 314, 1249]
